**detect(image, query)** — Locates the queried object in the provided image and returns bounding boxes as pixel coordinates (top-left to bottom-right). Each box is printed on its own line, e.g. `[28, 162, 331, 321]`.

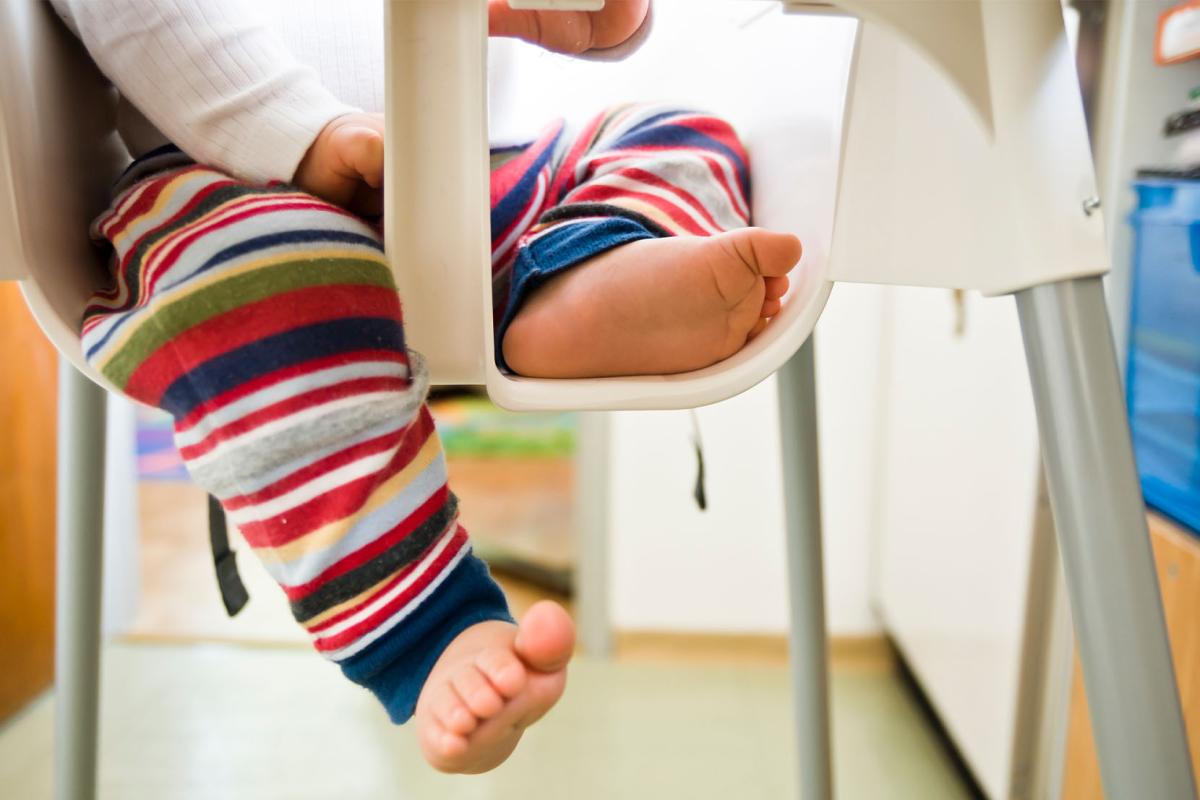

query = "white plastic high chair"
[0, 1, 1193, 798]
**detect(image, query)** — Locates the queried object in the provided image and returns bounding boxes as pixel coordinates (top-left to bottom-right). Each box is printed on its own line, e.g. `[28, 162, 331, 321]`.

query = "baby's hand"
[293, 113, 384, 218]
[488, 0, 650, 55]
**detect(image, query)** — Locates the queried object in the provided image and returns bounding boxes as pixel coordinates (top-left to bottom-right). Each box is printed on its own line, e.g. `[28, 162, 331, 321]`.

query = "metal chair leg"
[54, 359, 107, 800]
[777, 337, 833, 800]
[574, 411, 613, 658]
[1015, 277, 1196, 798]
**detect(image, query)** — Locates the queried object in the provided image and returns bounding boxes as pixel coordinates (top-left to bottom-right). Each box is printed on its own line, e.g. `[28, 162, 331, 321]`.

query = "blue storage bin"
[1127, 178, 1200, 534]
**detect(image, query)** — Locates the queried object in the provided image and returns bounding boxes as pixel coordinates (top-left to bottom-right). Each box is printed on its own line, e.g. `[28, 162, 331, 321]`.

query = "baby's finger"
[337, 126, 385, 189]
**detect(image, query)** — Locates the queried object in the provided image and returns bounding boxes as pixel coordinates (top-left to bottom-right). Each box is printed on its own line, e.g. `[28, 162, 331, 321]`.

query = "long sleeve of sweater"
[50, 0, 358, 184]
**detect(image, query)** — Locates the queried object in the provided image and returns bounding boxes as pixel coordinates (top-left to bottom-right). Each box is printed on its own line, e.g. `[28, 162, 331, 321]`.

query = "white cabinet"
[872, 286, 1051, 799]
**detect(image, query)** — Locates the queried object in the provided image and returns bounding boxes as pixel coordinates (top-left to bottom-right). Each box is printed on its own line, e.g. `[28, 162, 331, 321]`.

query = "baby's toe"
[765, 275, 790, 300]
[476, 647, 527, 699]
[761, 298, 782, 318]
[453, 664, 506, 719]
[420, 719, 469, 767]
[432, 684, 478, 735]
[512, 669, 569, 729]
[514, 601, 576, 672]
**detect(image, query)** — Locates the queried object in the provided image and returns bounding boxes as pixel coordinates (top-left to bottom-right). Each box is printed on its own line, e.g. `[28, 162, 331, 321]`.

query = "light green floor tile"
[0, 643, 973, 800]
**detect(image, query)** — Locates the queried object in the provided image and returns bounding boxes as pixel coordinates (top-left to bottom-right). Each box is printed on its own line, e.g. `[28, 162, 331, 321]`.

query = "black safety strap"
[208, 494, 249, 617]
[692, 440, 708, 511]
[689, 410, 708, 512]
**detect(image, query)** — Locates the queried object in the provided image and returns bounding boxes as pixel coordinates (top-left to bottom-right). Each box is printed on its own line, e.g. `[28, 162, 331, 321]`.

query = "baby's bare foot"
[502, 227, 801, 378]
[414, 601, 574, 773]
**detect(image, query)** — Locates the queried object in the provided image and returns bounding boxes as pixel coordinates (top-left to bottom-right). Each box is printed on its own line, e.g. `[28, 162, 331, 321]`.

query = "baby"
[53, 0, 801, 774]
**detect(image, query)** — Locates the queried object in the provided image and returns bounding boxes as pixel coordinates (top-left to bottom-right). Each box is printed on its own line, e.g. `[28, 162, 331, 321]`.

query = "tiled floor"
[0, 642, 972, 800]
[28, 464, 978, 799]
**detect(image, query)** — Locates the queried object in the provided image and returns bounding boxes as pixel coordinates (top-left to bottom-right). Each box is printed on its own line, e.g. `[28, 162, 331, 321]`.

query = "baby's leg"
[82, 163, 572, 772]
[493, 105, 801, 378]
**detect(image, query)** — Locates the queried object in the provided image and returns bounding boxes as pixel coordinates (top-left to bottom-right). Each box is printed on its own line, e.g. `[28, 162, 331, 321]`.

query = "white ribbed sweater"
[50, 0, 650, 185]
[51, 0, 395, 183]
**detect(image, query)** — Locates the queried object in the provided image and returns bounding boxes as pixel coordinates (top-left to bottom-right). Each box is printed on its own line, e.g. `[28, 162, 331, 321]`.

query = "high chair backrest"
[0, 1, 127, 389]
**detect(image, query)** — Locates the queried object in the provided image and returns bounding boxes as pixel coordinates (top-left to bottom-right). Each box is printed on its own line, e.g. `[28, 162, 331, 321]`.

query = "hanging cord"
[208, 494, 249, 617]
[689, 409, 708, 511]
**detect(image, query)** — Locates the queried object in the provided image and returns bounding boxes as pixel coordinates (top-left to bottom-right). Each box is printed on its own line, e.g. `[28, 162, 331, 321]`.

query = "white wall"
[871, 286, 1042, 798]
[607, 282, 890, 636]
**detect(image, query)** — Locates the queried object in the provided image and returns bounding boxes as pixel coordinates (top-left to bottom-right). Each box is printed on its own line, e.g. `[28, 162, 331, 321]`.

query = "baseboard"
[612, 631, 897, 671]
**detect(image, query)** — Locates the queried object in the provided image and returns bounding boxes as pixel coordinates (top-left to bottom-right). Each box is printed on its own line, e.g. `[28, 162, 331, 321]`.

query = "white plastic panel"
[385, 0, 494, 386]
[830, 3, 1110, 295]
[837, 0, 993, 133]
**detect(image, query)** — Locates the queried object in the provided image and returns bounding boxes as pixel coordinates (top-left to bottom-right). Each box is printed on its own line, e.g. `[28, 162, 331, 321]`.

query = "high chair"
[0, 1, 1193, 798]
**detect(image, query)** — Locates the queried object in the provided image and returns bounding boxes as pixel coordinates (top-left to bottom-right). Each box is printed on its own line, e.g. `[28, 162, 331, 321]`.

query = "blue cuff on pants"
[338, 552, 514, 724]
[494, 214, 665, 373]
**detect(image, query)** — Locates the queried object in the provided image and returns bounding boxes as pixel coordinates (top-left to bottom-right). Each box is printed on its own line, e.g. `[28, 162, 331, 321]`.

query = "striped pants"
[81, 105, 752, 723]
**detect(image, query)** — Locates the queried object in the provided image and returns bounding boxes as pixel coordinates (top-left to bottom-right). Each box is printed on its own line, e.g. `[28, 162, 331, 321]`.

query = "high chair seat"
[384, 0, 843, 410]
